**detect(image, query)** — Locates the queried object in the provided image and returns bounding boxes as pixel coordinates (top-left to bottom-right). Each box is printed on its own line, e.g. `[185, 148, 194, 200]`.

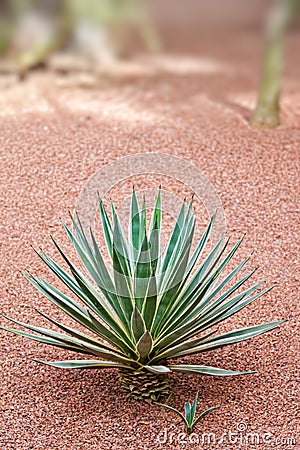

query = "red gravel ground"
[0, 11, 299, 450]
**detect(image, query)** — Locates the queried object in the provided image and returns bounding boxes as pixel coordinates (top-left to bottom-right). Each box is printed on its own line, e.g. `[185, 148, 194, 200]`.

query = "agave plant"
[156, 392, 219, 435]
[2, 189, 283, 402]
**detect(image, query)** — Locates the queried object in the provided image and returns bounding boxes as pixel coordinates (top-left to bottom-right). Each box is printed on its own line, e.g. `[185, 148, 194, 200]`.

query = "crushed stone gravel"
[0, 30, 299, 450]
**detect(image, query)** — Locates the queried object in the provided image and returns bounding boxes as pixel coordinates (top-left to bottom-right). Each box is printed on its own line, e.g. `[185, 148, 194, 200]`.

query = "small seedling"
[155, 392, 219, 435]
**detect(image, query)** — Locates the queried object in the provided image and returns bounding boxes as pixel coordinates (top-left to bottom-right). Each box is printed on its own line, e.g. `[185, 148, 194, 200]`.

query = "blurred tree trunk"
[250, 0, 300, 128]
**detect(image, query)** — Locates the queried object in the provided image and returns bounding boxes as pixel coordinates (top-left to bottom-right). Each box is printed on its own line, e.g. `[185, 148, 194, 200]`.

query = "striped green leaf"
[35, 360, 131, 370]
[170, 365, 254, 376]
[131, 306, 146, 342]
[137, 331, 153, 360]
[129, 188, 141, 265]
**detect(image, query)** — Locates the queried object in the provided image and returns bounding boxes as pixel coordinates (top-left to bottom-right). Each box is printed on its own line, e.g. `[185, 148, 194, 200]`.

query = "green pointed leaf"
[186, 214, 215, 273]
[140, 196, 147, 246]
[160, 266, 257, 342]
[134, 231, 152, 311]
[154, 402, 187, 424]
[159, 200, 186, 286]
[1, 316, 133, 365]
[153, 221, 195, 335]
[35, 308, 129, 355]
[137, 331, 153, 360]
[129, 188, 141, 264]
[112, 207, 132, 279]
[149, 217, 160, 274]
[170, 365, 254, 376]
[190, 392, 199, 422]
[0, 325, 90, 354]
[159, 200, 194, 293]
[24, 271, 135, 352]
[145, 365, 171, 374]
[112, 245, 133, 328]
[149, 189, 162, 273]
[142, 272, 158, 331]
[64, 217, 127, 325]
[185, 401, 192, 422]
[149, 188, 162, 235]
[155, 230, 226, 337]
[35, 359, 131, 370]
[69, 213, 120, 310]
[112, 216, 134, 326]
[193, 406, 219, 428]
[152, 279, 268, 356]
[98, 197, 113, 259]
[195, 257, 251, 315]
[175, 321, 285, 357]
[171, 236, 227, 314]
[89, 227, 127, 321]
[48, 237, 131, 337]
[86, 310, 137, 357]
[24, 274, 101, 334]
[192, 285, 270, 334]
[159, 320, 284, 361]
[131, 306, 146, 342]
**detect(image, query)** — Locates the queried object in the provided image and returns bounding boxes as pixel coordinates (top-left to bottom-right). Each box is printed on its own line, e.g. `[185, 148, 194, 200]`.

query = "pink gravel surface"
[0, 23, 299, 450]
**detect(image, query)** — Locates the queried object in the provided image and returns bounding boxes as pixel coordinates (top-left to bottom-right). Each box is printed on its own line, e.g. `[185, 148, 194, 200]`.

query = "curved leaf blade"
[137, 331, 153, 360]
[170, 365, 254, 376]
[35, 359, 131, 370]
[131, 306, 146, 342]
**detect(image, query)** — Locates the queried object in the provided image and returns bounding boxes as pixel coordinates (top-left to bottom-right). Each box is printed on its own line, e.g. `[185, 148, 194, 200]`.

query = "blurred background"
[0, 0, 298, 72]
[0, 0, 299, 128]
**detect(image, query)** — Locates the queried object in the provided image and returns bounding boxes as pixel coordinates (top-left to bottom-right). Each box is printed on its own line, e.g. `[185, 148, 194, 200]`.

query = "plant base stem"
[119, 368, 171, 403]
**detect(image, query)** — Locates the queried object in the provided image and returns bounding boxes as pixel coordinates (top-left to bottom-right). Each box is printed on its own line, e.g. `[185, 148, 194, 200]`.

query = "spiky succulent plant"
[2, 189, 283, 402]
